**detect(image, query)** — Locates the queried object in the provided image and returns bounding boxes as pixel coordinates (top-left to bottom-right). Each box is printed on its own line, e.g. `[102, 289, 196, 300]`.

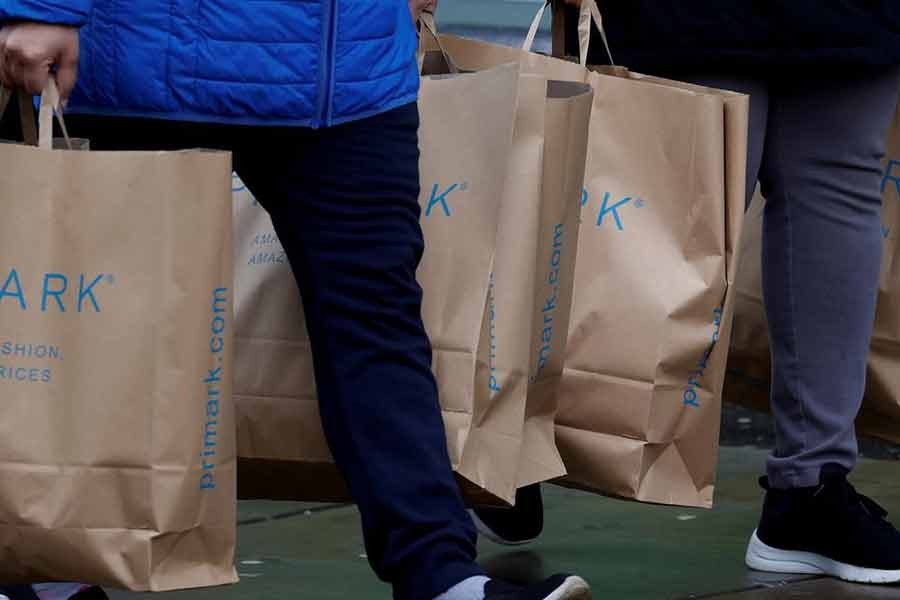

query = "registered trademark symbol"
[634, 198, 646, 208]
[459, 181, 469, 192]
[105, 274, 115, 285]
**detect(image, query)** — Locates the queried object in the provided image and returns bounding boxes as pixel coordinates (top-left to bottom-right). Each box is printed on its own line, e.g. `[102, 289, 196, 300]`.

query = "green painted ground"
[108, 447, 900, 600]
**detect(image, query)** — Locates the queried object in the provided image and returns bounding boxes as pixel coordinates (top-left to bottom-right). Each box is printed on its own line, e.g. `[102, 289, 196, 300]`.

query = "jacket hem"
[327, 93, 419, 127]
[65, 94, 420, 129]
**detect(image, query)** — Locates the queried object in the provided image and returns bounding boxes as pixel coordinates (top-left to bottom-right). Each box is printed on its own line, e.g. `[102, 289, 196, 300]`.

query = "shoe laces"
[826, 479, 890, 522]
[854, 488, 889, 521]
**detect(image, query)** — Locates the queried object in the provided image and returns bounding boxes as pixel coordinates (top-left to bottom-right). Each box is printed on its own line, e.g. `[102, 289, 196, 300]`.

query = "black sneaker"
[485, 575, 591, 600]
[471, 484, 544, 546]
[0, 586, 39, 600]
[746, 464, 900, 583]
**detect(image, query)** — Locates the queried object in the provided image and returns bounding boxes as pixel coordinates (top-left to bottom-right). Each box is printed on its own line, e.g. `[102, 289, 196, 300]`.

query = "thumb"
[54, 61, 78, 106]
[54, 38, 79, 104]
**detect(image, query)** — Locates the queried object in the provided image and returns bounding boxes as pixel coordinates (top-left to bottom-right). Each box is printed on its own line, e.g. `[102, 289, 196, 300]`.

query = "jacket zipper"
[316, 0, 339, 127]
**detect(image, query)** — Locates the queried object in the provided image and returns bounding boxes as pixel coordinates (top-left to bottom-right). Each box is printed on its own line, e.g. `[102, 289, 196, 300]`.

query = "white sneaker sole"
[469, 509, 538, 547]
[545, 576, 592, 600]
[746, 529, 900, 584]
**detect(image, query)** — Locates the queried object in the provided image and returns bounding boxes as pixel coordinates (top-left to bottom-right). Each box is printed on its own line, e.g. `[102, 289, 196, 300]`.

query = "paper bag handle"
[417, 12, 460, 75]
[0, 79, 72, 150]
[577, 0, 615, 67]
[38, 79, 73, 150]
[522, 0, 614, 66]
[522, 1, 550, 54]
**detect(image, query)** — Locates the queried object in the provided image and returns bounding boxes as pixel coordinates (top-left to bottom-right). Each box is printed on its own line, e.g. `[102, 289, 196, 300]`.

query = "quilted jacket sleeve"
[0, 0, 92, 26]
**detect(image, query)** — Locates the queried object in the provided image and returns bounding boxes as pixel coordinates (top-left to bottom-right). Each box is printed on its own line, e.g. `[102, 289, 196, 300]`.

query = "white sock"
[32, 583, 91, 600]
[435, 575, 490, 600]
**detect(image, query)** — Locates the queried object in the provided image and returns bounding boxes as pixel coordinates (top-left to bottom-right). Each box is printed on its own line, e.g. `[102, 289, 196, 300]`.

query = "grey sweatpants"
[690, 68, 900, 488]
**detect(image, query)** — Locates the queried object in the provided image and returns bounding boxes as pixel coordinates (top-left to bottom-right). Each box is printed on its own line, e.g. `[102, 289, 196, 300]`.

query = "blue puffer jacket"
[0, 0, 420, 127]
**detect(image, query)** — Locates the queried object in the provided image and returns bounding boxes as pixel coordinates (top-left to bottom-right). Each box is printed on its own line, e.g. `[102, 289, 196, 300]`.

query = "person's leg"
[231, 104, 482, 600]
[758, 68, 900, 488]
[63, 111, 482, 599]
[64, 110, 591, 600]
[743, 67, 900, 583]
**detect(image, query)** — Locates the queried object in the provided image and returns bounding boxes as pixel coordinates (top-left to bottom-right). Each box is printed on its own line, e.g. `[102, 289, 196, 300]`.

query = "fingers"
[0, 25, 79, 100]
[4, 57, 24, 88]
[0, 59, 13, 90]
[409, 0, 436, 22]
[0, 59, 29, 94]
[55, 63, 78, 105]
[0, 33, 45, 93]
[0, 29, 13, 90]
[2, 44, 49, 95]
[21, 60, 50, 96]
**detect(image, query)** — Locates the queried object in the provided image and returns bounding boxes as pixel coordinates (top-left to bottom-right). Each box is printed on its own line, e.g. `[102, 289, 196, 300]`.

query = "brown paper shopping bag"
[556, 70, 747, 509]
[0, 87, 236, 590]
[443, 2, 748, 507]
[542, 1, 748, 508]
[421, 24, 594, 485]
[865, 111, 900, 441]
[436, 23, 595, 491]
[723, 193, 770, 416]
[234, 59, 523, 504]
[727, 102, 900, 444]
[517, 80, 592, 488]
